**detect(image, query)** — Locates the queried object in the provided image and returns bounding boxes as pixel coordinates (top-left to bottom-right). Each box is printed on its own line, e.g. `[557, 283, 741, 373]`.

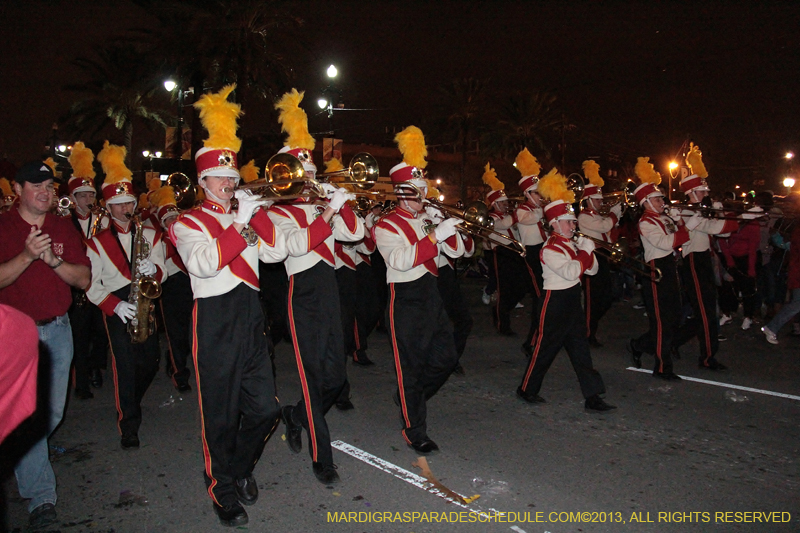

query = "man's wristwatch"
[50, 255, 64, 269]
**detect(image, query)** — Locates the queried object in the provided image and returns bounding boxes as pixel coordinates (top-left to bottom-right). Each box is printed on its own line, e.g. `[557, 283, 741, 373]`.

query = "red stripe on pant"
[689, 253, 713, 361]
[650, 260, 664, 373]
[388, 284, 412, 442]
[521, 290, 552, 390]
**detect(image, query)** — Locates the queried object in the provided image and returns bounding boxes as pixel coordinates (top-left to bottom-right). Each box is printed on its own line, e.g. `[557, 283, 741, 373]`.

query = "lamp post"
[164, 79, 194, 170]
[318, 64, 341, 137]
[783, 177, 795, 195]
[668, 161, 679, 202]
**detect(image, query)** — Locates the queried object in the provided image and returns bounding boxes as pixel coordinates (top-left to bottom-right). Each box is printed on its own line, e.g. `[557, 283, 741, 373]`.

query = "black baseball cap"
[16, 161, 55, 185]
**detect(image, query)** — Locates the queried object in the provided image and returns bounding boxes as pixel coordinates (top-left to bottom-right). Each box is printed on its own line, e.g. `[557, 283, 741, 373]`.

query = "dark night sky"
[2, 0, 799, 191]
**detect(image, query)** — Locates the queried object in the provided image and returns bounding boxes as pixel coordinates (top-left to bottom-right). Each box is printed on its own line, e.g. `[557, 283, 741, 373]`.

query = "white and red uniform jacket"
[85, 218, 168, 316]
[374, 207, 466, 283]
[515, 202, 547, 246]
[677, 206, 738, 257]
[577, 207, 619, 244]
[163, 229, 188, 277]
[487, 210, 521, 250]
[335, 213, 374, 271]
[267, 200, 364, 277]
[72, 208, 109, 241]
[171, 200, 287, 299]
[436, 233, 475, 269]
[540, 233, 598, 290]
[638, 210, 690, 263]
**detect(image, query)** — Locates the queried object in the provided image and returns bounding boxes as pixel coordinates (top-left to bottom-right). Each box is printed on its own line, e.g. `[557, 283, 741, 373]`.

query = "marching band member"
[365, 201, 389, 332]
[426, 184, 475, 373]
[627, 157, 690, 380]
[66, 142, 108, 398]
[374, 126, 465, 453]
[515, 149, 548, 356]
[672, 144, 738, 370]
[85, 142, 167, 448]
[516, 170, 615, 411]
[0, 177, 16, 212]
[171, 85, 286, 526]
[267, 90, 363, 485]
[484, 163, 526, 336]
[150, 183, 193, 391]
[353, 204, 381, 363]
[578, 160, 622, 347]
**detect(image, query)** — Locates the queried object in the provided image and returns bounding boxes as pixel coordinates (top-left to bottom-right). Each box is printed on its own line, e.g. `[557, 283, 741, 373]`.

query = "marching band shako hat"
[391, 126, 428, 196]
[482, 163, 506, 206]
[194, 84, 243, 181]
[97, 141, 136, 205]
[150, 184, 179, 225]
[538, 168, 576, 226]
[582, 160, 604, 200]
[633, 156, 663, 205]
[67, 142, 97, 196]
[681, 143, 710, 194]
[515, 148, 541, 193]
[275, 89, 317, 180]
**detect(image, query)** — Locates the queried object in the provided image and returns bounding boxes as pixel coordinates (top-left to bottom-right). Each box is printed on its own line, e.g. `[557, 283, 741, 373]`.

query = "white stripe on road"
[331, 440, 494, 518]
[626, 367, 800, 401]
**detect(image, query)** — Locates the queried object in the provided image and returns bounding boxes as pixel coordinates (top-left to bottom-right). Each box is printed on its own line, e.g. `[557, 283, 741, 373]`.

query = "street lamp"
[785, 152, 794, 160]
[783, 177, 795, 194]
[327, 64, 338, 79]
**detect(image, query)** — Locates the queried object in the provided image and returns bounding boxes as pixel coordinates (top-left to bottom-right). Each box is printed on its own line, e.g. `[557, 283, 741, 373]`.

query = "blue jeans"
[767, 288, 800, 335]
[14, 313, 73, 512]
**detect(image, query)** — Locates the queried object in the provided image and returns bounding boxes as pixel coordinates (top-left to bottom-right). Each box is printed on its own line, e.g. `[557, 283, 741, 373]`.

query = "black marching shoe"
[214, 502, 248, 527]
[585, 395, 617, 412]
[120, 433, 140, 449]
[29, 503, 57, 530]
[335, 398, 355, 411]
[281, 405, 302, 454]
[653, 371, 682, 381]
[700, 359, 728, 371]
[312, 462, 340, 485]
[352, 352, 375, 366]
[516, 386, 546, 404]
[498, 328, 516, 337]
[627, 339, 642, 369]
[235, 475, 258, 506]
[451, 363, 465, 375]
[408, 438, 439, 454]
[588, 336, 604, 348]
[521, 343, 534, 358]
[90, 369, 103, 388]
[75, 388, 94, 400]
[176, 382, 192, 392]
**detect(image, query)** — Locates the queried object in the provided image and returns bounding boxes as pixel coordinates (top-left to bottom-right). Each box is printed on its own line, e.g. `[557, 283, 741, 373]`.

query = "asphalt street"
[2, 278, 799, 532]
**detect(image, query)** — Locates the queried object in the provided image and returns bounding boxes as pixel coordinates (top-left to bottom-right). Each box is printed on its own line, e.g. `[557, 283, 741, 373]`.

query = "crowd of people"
[1, 86, 798, 529]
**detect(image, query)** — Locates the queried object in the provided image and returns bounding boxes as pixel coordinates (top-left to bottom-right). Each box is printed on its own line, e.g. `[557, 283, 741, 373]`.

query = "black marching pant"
[437, 263, 473, 357]
[583, 253, 613, 341]
[103, 287, 160, 437]
[524, 244, 544, 347]
[370, 251, 389, 329]
[335, 266, 356, 402]
[286, 262, 347, 466]
[193, 284, 280, 508]
[69, 296, 108, 392]
[354, 262, 380, 357]
[519, 284, 605, 399]
[675, 251, 720, 365]
[388, 273, 459, 444]
[259, 261, 290, 346]
[493, 247, 528, 333]
[632, 255, 681, 374]
[160, 271, 193, 388]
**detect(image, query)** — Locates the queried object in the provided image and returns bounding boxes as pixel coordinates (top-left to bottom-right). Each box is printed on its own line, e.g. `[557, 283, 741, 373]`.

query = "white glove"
[425, 205, 445, 224]
[610, 202, 623, 219]
[328, 188, 355, 212]
[319, 183, 339, 198]
[575, 235, 595, 253]
[433, 217, 463, 242]
[741, 207, 764, 220]
[137, 258, 157, 277]
[114, 301, 137, 324]
[233, 190, 271, 225]
[685, 211, 703, 230]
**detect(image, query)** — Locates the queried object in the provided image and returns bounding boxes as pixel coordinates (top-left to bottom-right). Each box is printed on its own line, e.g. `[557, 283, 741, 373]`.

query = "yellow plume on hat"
[538, 168, 574, 204]
[194, 84, 242, 152]
[275, 89, 315, 151]
[324, 158, 344, 173]
[0, 177, 13, 196]
[151, 184, 177, 208]
[582, 160, 604, 187]
[685, 142, 708, 178]
[147, 177, 161, 193]
[482, 162, 504, 191]
[44, 157, 57, 175]
[240, 159, 260, 184]
[195, 187, 206, 201]
[515, 148, 541, 177]
[394, 126, 428, 169]
[97, 141, 132, 184]
[635, 157, 661, 185]
[138, 193, 150, 209]
[68, 142, 95, 179]
[426, 179, 441, 199]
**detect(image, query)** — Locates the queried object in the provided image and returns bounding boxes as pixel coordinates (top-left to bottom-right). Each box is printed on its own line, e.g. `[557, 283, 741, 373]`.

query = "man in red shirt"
[0, 161, 91, 529]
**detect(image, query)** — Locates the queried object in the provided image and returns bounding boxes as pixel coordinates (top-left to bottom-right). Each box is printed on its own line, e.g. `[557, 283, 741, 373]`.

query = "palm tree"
[482, 90, 562, 163]
[62, 43, 167, 161]
[438, 77, 488, 202]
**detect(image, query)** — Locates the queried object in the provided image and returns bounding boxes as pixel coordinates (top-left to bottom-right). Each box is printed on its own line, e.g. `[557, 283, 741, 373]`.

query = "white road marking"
[509, 526, 528, 533]
[331, 440, 495, 518]
[626, 367, 800, 401]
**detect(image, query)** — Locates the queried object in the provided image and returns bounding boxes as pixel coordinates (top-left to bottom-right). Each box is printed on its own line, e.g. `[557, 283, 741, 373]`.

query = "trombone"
[425, 198, 526, 256]
[166, 172, 197, 210]
[598, 181, 638, 215]
[573, 231, 662, 282]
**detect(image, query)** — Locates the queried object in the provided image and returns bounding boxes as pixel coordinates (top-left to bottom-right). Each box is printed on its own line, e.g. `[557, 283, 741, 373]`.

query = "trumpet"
[425, 198, 526, 256]
[57, 195, 74, 216]
[573, 231, 662, 282]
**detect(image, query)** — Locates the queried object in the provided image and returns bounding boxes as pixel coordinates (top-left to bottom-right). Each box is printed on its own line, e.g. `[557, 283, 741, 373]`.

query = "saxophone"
[127, 214, 162, 343]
